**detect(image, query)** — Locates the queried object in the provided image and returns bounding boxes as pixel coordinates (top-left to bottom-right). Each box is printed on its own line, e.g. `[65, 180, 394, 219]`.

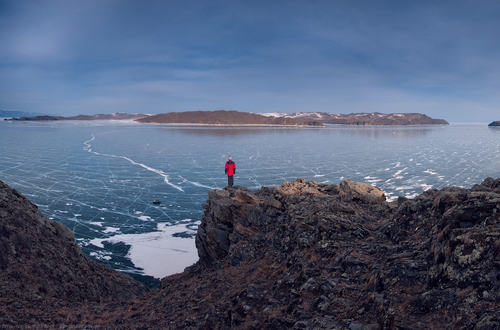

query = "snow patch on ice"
[89, 221, 198, 278]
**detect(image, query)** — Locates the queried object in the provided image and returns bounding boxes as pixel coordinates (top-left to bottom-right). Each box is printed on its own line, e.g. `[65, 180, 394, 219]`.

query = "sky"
[0, 0, 499, 122]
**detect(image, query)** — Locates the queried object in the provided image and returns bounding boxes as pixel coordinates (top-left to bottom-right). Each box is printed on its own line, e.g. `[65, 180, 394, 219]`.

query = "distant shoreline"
[2, 119, 454, 128]
[3, 110, 452, 126]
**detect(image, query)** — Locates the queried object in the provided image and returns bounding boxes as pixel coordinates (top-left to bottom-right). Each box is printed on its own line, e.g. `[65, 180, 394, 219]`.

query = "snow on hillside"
[258, 112, 421, 119]
[257, 112, 330, 119]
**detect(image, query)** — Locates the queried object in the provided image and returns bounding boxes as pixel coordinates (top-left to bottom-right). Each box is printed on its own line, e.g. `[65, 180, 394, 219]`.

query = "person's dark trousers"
[228, 175, 234, 187]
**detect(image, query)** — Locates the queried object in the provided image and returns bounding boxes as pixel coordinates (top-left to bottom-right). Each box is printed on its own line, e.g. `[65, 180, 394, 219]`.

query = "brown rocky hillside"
[135, 110, 323, 126]
[1, 177, 499, 329]
[0, 180, 148, 305]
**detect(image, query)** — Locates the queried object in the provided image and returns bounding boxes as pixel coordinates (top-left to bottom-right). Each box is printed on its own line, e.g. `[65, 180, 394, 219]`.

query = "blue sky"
[1, 0, 499, 122]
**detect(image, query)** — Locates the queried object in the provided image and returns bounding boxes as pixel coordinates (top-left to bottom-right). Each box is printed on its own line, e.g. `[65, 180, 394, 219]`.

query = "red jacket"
[225, 160, 236, 176]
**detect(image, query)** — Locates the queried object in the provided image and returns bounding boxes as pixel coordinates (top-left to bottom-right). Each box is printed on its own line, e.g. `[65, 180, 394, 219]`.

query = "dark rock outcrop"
[193, 179, 386, 272]
[488, 121, 500, 126]
[162, 178, 498, 329]
[1, 177, 500, 329]
[0, 179, 148, 306]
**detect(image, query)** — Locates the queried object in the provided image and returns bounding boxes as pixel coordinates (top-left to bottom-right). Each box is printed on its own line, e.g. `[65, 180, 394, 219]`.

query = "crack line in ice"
[84, 135, 184, 192]
[178, 175, 217, 190]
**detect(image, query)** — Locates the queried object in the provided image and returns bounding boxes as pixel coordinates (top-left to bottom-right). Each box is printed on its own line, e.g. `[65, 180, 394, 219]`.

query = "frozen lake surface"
[1, 120, 499, 287]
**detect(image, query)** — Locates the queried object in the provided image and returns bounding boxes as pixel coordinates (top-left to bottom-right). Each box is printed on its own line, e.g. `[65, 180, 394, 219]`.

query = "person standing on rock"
[225, 155, 236, 187]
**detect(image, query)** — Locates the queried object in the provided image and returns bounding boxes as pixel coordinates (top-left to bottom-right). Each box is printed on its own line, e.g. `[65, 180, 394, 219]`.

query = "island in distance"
[5, 110, 449, 126]
[4, 112, 148, 121]
[134, 110, 322, 126]
[259, 111, 449, 125]
[135, 110, 449, 126]
[488, 121, 500, 126]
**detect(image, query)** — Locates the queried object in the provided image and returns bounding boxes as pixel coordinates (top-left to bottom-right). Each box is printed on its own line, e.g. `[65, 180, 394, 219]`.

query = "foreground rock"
[171, 178, 498, 329]
[1, 178, 500, 329]
[0, 179, 148, 320]
[103, 178, 499, 329]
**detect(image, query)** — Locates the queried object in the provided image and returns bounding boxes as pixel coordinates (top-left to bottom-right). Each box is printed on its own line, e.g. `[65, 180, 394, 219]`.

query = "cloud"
[1, 0, 500, 121]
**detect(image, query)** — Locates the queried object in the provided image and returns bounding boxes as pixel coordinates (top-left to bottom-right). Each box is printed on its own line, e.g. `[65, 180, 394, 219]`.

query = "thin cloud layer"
[1, 0, 499, 122]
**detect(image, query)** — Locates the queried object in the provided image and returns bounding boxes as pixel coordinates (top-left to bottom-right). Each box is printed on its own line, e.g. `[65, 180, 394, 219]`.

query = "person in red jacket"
[225, 155, 236, 187]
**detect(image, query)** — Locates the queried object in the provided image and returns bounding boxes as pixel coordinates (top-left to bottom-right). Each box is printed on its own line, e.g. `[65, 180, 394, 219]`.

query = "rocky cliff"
[161, 178, 498, 329]
[0, 179, 148, 325]
[1, 178, 499, 329]
[488, 121, 500, 127]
